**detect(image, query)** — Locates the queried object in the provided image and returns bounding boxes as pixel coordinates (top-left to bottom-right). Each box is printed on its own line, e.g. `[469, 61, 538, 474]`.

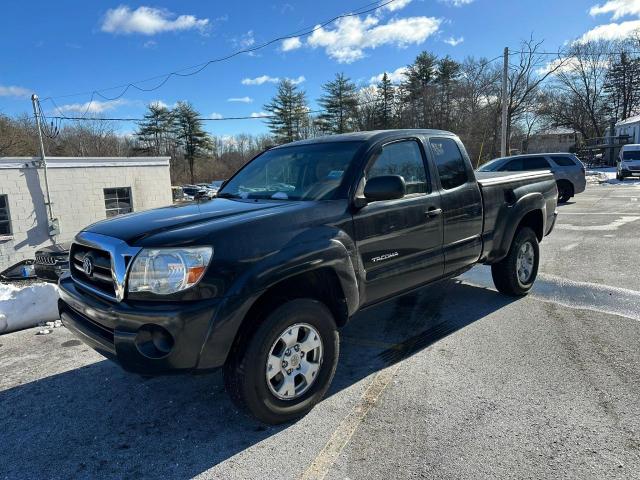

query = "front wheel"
[224, 298, 339, 424]
[491, 227, 540, 296]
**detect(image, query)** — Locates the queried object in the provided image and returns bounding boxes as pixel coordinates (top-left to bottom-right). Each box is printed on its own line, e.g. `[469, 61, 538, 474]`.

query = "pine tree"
[318, 73, 359, 134]
[264, 79, 309, 144]
[604, 51, 640, 121]
[435, 56, 461, 129]
[403, 52, 438, 127]
[173, 101, 212, 184]
[135, 102, 174, 155]
[375, 72, 395, 129]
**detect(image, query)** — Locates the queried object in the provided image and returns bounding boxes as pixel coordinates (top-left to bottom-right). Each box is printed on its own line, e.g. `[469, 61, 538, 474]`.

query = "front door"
[352, 138, 444, 306]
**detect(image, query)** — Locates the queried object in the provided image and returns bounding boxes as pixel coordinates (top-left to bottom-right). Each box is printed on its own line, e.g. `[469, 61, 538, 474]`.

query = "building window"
[104, 187, 133, 218]
[0, 195, 11, 235]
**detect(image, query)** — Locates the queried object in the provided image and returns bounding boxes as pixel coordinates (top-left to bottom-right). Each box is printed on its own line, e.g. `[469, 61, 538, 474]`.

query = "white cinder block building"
[0, 157, 172, 270]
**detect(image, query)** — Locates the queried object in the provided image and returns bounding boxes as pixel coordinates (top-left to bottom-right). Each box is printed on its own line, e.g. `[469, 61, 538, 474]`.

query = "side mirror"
[363, 175, 406, 202]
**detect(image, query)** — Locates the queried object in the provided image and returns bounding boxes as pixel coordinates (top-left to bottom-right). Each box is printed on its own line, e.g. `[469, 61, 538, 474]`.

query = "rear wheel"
[224, 298, 339, 424]
[556, 181, 573, 203]
[491, 227, 540, 296]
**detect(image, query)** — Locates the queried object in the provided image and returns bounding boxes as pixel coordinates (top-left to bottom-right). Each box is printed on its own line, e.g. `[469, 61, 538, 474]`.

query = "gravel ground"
[1, 182, 639, 480]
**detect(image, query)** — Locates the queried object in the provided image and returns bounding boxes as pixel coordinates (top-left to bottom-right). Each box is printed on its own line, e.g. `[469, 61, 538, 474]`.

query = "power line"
[42, 0, 401, 119]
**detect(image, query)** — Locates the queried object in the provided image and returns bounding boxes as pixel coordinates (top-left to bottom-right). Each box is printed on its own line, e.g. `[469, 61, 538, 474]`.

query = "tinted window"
[0, 195, 11, 235]
[502, 158, 524, 171]
[551, 155, 577, 167]
[367, 140, 428, 195]
[522, 156, 550, 170]
[104, 187, 133, 218]
[430, 138, 469, 190]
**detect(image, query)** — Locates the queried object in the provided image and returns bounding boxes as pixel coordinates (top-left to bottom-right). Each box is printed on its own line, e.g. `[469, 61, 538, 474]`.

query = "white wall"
[0, 157, 171, 270]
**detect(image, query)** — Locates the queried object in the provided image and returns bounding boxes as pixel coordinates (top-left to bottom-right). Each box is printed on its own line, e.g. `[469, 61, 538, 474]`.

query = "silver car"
[478, 153, 586, 203]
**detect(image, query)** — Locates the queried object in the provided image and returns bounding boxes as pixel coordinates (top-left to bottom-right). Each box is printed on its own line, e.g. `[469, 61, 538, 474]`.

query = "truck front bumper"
[58, 275, 225, 375]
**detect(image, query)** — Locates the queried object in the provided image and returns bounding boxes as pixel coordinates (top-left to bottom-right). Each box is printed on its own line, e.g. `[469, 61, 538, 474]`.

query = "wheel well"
[227, 268, 349, 361]
[556, 179, 574, 195]
[517, 209, 544, 241]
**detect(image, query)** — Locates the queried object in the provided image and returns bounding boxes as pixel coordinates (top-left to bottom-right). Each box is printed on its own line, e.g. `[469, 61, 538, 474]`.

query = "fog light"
[135, 324, 175, 359]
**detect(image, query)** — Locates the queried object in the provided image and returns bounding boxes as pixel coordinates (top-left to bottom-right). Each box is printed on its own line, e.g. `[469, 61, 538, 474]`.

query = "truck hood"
[83, 198, 302, 245]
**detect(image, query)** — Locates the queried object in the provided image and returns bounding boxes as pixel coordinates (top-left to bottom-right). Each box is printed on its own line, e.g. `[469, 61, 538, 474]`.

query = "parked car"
[208, 180, 225, 194]
[617, 144, 640, 180]
[59, 130, 558, 424]
[34, 242, 70, 282]
[182, 185, 212, 200]
[478, 153, 585, 203]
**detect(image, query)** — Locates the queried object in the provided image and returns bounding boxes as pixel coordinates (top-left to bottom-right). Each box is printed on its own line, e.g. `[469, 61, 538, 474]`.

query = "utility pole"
[501, 47, 509, 157]
[31, 94, 58, 237]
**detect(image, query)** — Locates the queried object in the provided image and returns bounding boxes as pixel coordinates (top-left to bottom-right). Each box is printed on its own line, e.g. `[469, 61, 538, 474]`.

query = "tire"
[491, 227, 540, 296]
[556, 181, 573, 203]
[223, 298, 339, 424]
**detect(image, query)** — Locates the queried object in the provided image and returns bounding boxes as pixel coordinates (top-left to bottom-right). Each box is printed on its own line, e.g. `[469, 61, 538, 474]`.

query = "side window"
[430, 137, 470, 190]
[523, 156, 551, 170]
[0, 194, 11, 235]
[502, 158, 524, 171]
[104, 187, 133, 218]
[367, 140, 428, 195]
[551, 156, 576, 167]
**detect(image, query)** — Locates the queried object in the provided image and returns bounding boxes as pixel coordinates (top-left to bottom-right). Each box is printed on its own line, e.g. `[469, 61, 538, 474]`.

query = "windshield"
[218, 141, 362, 201]
[623, 150, 640, 161]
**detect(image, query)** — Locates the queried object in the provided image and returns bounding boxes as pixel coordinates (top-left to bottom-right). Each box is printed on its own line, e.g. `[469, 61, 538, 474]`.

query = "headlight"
[127, 247, 213, 295]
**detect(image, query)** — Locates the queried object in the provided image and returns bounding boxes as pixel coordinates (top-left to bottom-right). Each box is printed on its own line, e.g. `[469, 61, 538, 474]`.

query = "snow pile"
[0, 282, 60, 334]
[586, 168, 640, 185]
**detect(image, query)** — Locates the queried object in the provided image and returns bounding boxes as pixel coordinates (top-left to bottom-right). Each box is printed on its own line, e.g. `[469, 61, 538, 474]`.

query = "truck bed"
[475, 170, 557, 264]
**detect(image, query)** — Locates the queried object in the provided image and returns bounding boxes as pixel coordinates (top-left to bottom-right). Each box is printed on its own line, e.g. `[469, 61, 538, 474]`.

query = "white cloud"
[150, 100, 169, 109]
[0, 85, 31, 98]
[227, 97, 253, 103]
[576, 19, 640, 42]
[281, 36, 302, 51]
[381, 0, 413, 12]
[590, 0, 640, 19]
[241, 75, 305, 85]
[250, 111, 269, 118]
[242, 75, 280, 85]
[101, 5, 209, 35]
[236, 30, 255, 49]
[308, 15, 441, 63]
[210, 112, 223, 119]
[143, 40, 157, 48]
[536, 57, 610, 75]
[440, 0, 475, 6]
[444, 36, 464, 46]
[55, 99, 128, 114]
[369, 66, 409, 84]
[288, 75, 306, 85]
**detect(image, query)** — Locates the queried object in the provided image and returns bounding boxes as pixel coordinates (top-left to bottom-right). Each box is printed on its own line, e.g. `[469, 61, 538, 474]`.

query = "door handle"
[426, 207, 442, 218]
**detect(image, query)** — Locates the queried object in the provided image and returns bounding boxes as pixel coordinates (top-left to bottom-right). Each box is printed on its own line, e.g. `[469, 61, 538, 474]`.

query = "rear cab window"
[429, 137, 470, 190]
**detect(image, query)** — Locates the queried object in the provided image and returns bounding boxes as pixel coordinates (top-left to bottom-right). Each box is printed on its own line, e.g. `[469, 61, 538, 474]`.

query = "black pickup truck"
[59, 130, 558, 424]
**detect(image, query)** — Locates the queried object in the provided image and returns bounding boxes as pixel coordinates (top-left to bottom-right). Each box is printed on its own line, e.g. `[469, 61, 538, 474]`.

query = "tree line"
[2, 35, 640, 184]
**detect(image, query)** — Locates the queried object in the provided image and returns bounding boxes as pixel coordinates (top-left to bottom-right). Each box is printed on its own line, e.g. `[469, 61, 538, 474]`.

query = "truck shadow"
[0, 277, 515, 479]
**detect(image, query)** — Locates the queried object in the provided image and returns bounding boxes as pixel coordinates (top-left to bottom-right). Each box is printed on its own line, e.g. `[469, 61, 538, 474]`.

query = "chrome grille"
[70, 232, 141, 302]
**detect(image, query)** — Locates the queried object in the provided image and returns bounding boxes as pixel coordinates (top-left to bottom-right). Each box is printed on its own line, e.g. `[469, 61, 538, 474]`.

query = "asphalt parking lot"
[1, 181, 640, 480]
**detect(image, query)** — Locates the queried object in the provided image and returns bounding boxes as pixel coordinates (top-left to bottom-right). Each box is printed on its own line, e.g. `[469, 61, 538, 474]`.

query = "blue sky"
[2, 0, 639, 136]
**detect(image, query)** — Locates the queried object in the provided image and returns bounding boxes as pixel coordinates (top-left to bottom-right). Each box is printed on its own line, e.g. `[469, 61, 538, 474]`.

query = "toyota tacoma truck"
[58, 130, 558, 424]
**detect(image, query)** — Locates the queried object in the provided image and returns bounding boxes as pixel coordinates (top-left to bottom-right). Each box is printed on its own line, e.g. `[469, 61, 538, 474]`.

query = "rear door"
[352, 138, 444, 305]
[428, 137, 483, 274]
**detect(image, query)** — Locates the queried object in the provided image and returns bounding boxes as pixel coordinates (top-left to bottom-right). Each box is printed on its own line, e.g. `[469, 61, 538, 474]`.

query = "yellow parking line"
[300, 365, 400, 480]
